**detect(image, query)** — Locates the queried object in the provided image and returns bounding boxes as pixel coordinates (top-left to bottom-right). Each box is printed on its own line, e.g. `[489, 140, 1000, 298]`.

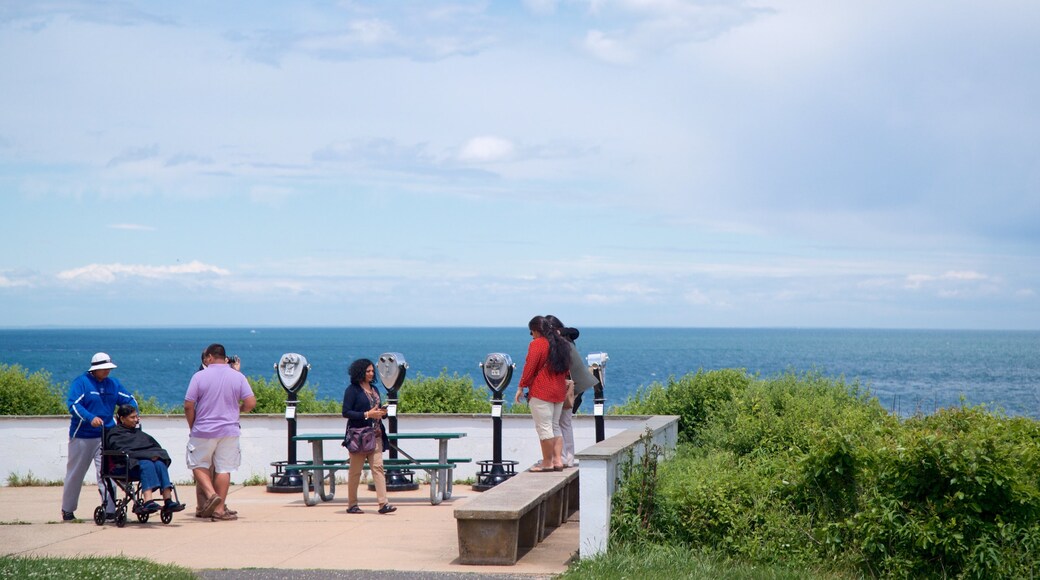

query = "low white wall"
[576, 414, 680, 559]
[2, 413, 652, 485]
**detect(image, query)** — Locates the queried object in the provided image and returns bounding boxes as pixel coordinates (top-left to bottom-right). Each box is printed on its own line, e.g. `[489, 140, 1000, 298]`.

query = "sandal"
[199, 494, 222, 518]
[529, 465, 555, 473]
[378, 503, 397, 514]
[211, 510, 238, 521]
[346, 505, 363, 514]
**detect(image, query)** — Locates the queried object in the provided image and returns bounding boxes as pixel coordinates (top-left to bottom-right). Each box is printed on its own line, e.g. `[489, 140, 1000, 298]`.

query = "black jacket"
[341, 382, 390, 451]
[104, 424, 172, 470]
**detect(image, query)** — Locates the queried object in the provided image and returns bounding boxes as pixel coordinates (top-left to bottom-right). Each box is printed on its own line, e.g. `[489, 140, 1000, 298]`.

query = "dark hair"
[116, 404, 137, 418]
[348, 358, 375, 386]
[544, 315, 580, 342]
[204, 343, 227, 360]
[528, 315, 570, 374]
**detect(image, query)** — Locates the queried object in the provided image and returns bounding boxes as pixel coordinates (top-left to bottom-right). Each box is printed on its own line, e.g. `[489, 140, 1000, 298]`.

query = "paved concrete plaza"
[0, 483, 577, 578]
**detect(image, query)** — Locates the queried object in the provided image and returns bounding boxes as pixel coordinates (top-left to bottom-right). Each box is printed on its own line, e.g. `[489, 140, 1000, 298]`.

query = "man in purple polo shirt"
[184, 343, 256, 521]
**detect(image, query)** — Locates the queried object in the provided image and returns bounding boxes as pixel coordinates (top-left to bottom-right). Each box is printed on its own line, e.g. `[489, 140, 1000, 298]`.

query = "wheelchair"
[95, 448, 182, 527]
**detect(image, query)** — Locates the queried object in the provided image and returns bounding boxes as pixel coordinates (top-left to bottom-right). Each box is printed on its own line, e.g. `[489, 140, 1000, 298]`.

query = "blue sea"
[1, 327, 1039, 418]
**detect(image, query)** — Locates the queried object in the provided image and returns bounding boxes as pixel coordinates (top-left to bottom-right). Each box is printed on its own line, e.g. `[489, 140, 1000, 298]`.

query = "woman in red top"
[515, 315, 571, 471]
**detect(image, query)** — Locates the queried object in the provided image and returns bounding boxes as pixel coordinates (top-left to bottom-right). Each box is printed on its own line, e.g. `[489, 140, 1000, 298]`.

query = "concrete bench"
[454, 468, 579, 565]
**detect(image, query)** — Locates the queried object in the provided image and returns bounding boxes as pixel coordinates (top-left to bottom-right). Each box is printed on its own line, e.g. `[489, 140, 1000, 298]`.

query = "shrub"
[397, 370, 491, 414]
[610, 372, 1040, 578]
[0, 364, 66, 415]
[247, 375, 340, 414]
[615, 369, 750, 442]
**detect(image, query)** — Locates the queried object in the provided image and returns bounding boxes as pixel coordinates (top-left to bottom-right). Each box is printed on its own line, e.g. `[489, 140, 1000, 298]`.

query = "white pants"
[560, 408, 575, 466]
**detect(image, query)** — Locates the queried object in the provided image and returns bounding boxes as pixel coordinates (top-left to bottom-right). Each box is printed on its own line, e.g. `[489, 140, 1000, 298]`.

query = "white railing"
[576, 414, 680, 558]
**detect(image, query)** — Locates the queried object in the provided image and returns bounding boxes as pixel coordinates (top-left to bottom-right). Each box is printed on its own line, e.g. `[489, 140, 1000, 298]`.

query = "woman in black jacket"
[341, 358, 396, 514]
[105, 404, 185, 513]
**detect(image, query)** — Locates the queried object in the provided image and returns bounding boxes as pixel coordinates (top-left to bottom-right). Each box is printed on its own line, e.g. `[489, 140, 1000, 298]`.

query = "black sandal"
[346, 505, 363, 514]
[378, 503, 397, 514]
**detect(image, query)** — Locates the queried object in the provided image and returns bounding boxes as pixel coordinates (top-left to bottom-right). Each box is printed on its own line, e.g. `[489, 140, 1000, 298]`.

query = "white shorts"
[529, 397, 563, 440]
[186, 436, 241, 473]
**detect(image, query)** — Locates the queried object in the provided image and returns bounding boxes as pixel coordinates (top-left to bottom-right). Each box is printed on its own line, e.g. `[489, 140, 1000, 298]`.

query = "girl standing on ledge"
[516, 315, 571, 472]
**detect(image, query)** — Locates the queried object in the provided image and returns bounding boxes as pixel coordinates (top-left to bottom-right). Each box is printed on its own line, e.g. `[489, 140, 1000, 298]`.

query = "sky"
[1, 0, 1038, 329]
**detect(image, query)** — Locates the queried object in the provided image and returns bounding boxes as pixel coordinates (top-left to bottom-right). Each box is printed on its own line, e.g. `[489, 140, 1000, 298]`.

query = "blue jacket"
[67, 372, 138, 439]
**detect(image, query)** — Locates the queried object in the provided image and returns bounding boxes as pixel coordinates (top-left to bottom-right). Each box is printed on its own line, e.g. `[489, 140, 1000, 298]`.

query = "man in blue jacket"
[60, 352, 138, 521]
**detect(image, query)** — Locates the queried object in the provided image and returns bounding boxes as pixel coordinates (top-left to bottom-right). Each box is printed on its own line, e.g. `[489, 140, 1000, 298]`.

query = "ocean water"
[1, 327, 1039, 418]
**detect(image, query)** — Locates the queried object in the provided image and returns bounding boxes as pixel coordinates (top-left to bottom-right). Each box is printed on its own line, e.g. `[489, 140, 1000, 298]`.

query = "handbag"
[343, 425, 377, 454]
[563, 380, 576, 410]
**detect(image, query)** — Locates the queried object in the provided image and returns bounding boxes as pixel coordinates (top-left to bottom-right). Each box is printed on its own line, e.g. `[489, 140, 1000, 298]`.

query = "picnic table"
[289, 432, 468, 506]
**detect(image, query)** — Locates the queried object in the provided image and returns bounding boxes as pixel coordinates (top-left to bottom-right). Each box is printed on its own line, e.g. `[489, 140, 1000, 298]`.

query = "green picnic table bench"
[290, 432, 468, 506]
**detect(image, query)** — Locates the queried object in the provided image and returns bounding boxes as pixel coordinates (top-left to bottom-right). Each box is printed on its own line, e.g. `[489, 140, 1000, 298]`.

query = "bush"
[614, 369, 751, 442]
[0, 364, 67, 415]
[397, 370, 491, 414]
[610, 372, 1040, 578]
[247, 375, 341, 414]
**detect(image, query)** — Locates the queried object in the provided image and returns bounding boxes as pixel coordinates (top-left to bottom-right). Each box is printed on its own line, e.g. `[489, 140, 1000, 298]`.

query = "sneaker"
[144, 500, 161, 513]
[164, 499, 186, 512]
[211, 510, 238, 521]
[62, 510, 75, 521]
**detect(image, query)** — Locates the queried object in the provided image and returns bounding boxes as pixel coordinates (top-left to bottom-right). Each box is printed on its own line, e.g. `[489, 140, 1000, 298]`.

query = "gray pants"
[61, 437, 114, 514]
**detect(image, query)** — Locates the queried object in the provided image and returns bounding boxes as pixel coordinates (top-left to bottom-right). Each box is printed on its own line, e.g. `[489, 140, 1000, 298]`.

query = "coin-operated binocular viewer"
[587, 352, 608, 442]
[375, 352, 417, 491]
[268, 353, 310, 493]
[473, 353, 519, 491]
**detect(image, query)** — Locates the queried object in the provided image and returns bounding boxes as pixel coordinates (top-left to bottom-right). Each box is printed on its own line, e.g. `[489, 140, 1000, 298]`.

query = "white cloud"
[0, 274, 31, 288]
[582, 30, 636, 64]
[108, 224, 155, 231]
[56, 261, 229, 284]
[458, 136, 515, 163]
[905, 270, 989, 289]
[524, 0, 558, 16]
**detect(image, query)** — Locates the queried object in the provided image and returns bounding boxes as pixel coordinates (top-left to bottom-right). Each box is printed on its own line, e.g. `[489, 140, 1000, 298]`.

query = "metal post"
[268, 353, 309, 493]
[587, 352, 608, 443]
[376, 353, 417, 492]
[474, 353, 518, 491]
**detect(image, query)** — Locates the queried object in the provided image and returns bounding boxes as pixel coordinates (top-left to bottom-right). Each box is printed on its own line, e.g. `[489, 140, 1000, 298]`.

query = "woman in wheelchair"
[105, 404, 185, 514]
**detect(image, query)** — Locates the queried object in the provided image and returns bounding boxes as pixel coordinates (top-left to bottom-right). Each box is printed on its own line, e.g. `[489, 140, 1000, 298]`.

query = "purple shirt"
[185, 364, 254, 438]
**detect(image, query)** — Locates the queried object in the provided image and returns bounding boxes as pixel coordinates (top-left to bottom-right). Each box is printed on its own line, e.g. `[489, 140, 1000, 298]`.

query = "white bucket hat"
[88, 352, 117, 372]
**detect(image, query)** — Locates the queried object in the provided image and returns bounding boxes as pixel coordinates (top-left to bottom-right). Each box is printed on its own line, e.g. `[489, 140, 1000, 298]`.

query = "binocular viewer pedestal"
[473, 353, 519, 491]
[268, 353, 310, 493]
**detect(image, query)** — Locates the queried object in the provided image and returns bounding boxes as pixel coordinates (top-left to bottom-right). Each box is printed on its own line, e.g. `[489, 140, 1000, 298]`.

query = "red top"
[519, 336, 567, 403]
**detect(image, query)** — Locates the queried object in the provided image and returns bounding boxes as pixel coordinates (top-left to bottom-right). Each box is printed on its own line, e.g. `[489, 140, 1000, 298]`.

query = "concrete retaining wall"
[2, 413, 651, 485]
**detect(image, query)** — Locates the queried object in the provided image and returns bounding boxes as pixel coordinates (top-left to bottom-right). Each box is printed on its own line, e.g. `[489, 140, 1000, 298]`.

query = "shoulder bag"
[344, 425, 377, 454]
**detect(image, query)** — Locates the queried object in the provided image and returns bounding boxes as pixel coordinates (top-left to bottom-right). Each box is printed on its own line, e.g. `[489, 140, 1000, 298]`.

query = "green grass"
[561, 544, 853, 580]
[0, 555, 195, 579]
[6, 471, 64, 487]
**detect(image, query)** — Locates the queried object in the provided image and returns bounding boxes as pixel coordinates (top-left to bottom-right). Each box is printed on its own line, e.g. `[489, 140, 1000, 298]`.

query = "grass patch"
[240, 473, 267, 486]
[562, 544, 852, 579]
[0, 555, 195, 579]
[6, 471, 64, 487]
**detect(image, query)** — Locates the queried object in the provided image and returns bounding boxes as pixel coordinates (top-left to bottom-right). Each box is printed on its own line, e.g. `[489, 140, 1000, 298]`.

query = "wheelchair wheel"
[161, 509, 173, 524]
[115, 507, 127, 528]
[137, 510, 150, 523]
[93, 506, 106, 526]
